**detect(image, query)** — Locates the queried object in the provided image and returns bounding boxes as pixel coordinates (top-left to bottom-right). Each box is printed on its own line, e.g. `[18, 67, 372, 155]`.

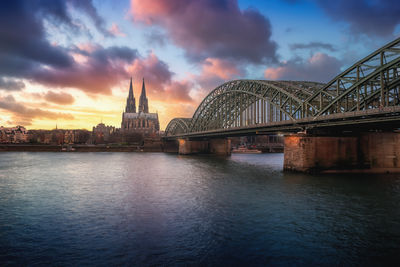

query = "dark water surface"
[1, 152, 400, 266]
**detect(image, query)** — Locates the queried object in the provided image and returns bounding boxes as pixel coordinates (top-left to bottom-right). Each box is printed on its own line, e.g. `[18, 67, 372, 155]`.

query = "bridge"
[164, 37, 400, 173]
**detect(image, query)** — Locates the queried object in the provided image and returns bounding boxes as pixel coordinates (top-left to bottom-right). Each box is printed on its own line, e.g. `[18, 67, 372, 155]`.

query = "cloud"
[195, 58, 243, 91]
[0, 77, 25, 91]
[127, 52, 173, 92]
[0, 1, 74, 73]
[127, 53, 194, 103]
[315, 0, 400, 37]
[0, 95, 74, 125]
[67, 0, 112, 37]
[144, 30, 167, 47]
[44, 91, 75, 105]
[164, 80, 194, 103]
[131, 0, 277, 64]
[109, 23, 126, 37]
[21, 42, 193, 104]
[290, 42, 337, 52]
[264, 53, 342, 83]
[0, 0, 117, 82]
[32, 45, 140, 94]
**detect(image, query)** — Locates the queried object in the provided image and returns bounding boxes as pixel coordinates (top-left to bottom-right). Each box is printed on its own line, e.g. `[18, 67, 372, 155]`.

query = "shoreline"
[0, 144, 165, 152]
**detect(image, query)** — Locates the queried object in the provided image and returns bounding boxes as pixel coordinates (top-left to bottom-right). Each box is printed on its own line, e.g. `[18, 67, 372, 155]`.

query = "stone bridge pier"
[177, 138, 231, 156]
[284, 131, 400, 173]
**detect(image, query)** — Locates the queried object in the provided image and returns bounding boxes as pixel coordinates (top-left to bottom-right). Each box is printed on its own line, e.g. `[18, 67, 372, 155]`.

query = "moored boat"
[232, 146, 262, 154]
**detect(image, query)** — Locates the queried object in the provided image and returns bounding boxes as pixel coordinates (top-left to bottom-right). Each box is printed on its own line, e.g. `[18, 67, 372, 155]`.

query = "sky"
[0, 0, 399, 130]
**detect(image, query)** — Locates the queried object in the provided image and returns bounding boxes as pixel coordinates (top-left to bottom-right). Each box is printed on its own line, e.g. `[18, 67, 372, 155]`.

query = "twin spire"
[125, 77, 149, 113]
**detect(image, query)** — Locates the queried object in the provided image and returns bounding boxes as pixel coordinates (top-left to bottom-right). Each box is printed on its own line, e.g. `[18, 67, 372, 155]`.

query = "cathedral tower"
[125, 77, 136, 113]
[138, 78, 149, 113]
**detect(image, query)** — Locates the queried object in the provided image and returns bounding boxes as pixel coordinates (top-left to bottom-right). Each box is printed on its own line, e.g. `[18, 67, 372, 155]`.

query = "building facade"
[0, 126, 29, 143]
[121, 78, 160, 136]
[92, 123, 115, 143]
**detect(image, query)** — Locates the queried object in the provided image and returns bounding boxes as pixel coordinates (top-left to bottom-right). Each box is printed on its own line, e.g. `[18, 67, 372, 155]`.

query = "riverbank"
[0, 143, 164, 152]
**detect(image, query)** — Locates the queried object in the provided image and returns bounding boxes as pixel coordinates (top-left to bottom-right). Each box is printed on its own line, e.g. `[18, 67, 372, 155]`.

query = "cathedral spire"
[125, 77, 136, 113]
[128, 77, 133, 98]
[138, 78, 149, 113]
[141, 78, 146, 98]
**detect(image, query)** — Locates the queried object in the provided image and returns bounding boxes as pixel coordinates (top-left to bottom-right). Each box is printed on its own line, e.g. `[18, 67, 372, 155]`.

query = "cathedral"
[121, 78, 160, 135]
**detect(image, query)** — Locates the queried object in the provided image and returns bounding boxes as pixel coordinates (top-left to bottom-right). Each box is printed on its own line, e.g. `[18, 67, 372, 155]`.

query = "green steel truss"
[165, 38, 400, 136]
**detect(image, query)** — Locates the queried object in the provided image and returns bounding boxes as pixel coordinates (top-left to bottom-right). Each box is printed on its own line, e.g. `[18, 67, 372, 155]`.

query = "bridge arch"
[165, 118, 192, 136]
[165, 37, 400, 137]
[189, 80, 324, 132]
[165, 80, 324, 135]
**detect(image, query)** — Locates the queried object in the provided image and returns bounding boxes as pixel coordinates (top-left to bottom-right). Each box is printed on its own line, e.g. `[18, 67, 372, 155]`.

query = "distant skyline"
[0, 0, 399, 130]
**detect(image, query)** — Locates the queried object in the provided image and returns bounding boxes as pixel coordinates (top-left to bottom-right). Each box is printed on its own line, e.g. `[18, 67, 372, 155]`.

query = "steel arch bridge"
[165, 37, 400, 138]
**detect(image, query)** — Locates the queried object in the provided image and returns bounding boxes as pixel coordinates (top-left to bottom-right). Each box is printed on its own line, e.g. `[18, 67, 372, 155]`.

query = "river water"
[0, 152, 399, 266]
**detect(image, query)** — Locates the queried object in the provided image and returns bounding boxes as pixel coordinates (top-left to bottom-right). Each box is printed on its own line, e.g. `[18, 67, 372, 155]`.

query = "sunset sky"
[0, 0, 399, 130]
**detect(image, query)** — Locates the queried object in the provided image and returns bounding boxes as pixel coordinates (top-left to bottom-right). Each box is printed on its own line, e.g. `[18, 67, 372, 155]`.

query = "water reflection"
[0, 152, 399, 265]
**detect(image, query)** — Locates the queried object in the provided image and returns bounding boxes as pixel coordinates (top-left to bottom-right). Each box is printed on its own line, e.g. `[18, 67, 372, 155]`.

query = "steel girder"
[190, 80, 319, 132]
[165, 118, 192, 136]
[165, 37, 400, 137]
[303, 37, 400, 117]
[165, 80, 323, 135]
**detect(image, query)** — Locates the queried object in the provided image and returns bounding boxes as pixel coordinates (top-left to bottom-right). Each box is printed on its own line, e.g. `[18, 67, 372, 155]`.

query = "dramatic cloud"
[127, 53, 194, 103]
[131, 0, 277, 63]
[32, 45, 139, 94]
[128, 53, 172, 92]
[290, 42, 337, 52]
[264, 53, 342, 83]
[0, 1, 73, 74]
[109, 23, 126, 37]
[164, 80, 194, 103]
[315, 0, 400, 37]
[0, 78, 25, 91]
[44, 91, 75, 105]
[195, 58, 243, 91]
[0, 95, 74, 125]
[0, 0, 112, 82]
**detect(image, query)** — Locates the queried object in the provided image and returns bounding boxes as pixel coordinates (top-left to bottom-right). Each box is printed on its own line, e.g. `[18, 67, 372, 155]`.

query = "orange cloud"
[44, 91, 75, 105]
[130, 0, 174, 24]
[193, 58, 243, 93]
[264, 66, 287, 80]
[0, 95, 74, 126]
[201, 58, 241, 80]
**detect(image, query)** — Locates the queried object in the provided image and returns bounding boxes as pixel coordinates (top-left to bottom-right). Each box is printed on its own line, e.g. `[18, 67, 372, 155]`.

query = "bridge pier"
[177, 138, 231, 155]
[162, 140, 179, 153]
[178, 139, 209, 155]
[284, 132, 400, 173]
[209, 138, 231, 156]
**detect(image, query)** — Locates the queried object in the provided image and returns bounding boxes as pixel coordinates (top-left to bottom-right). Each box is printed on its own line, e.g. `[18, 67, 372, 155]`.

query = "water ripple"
[0, 152, 399, 265]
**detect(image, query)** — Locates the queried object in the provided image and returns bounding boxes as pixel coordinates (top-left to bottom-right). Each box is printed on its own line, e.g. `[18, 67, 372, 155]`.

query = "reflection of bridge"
[164, 38, 400, 173]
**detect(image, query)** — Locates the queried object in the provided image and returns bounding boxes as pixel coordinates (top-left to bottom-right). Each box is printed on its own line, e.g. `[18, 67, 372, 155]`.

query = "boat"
[232, 146, 262, 154]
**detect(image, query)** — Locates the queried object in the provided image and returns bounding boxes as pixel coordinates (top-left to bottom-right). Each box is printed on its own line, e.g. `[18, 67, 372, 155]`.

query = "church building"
[121, 78, 160, 135]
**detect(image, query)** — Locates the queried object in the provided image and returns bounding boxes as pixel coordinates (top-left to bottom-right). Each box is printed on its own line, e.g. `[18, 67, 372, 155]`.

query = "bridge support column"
[178, 139, 209, 155]
[178, 138, 231, 155]
[284, 132, 400, 173]
[209, 138, 231, 156]
[162, 140, 179, 153]
[360, 132, 400, 171]
[284, 134, 358, 172]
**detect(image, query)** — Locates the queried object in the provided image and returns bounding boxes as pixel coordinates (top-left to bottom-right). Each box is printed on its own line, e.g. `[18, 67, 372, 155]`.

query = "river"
[0, 152, 399, 266]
